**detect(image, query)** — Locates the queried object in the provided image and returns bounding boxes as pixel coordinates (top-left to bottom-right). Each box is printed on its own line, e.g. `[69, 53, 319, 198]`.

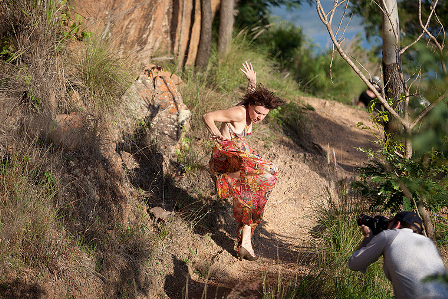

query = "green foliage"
[291, 44, 367, 103]
[355, 140, 448, 213]
[256, 20, 304, 69]
[235, 0, 308, 30]
[434, 214, 448, 246]
[0, 36, 16, 62]
[354, 62, 448, 216]
[59, 1, 90, 41]
[413, 100, 448, 156]
[257, 27, 370, 103]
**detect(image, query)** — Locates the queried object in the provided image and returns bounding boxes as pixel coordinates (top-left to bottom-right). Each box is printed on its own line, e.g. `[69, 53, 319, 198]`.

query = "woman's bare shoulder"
[219, 105, 246, 120]
[229, 104, 246, 113]
[203, 104, 246, 123]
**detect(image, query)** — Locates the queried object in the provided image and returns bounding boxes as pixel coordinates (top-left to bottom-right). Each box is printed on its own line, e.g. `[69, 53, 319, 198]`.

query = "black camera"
[357, 214, 389, 235]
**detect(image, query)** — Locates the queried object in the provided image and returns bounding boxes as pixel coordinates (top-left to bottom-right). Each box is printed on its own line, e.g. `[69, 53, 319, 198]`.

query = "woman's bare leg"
[241, 225, 255, 256]
[227, 171, 241, 188]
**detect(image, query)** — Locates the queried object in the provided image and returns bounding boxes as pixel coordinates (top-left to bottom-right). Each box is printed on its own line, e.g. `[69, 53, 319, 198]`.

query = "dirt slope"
[169, 96, 381, 298]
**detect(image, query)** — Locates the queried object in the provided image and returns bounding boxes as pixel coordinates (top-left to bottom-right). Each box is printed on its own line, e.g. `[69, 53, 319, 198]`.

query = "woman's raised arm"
[240, 61, 256, 93]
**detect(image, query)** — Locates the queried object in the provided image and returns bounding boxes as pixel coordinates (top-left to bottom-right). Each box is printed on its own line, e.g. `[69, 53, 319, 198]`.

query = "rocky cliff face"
[72, 0, 221, 66]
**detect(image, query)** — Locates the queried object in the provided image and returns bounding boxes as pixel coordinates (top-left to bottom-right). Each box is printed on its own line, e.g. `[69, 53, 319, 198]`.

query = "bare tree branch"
[315, 0, 404, 125]
[410, 93, 446, 130]
[419, 0, 443, 51]
[316, 0, 446, 139]
[401, 0, 441, 54]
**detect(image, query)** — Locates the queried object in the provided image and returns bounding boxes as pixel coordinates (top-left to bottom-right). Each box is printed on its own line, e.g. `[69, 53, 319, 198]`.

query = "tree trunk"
[399, 181, 435, 241]
[381, 0, 402, 101]
[381, 0, 404, 137]
[195, 0, 212, 70]
[218, 0, 234, 59]
[418, 200, 435, 241]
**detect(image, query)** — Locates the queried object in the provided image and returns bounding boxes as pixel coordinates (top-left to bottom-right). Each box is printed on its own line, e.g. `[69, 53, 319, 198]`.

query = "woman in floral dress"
[202, 62, 284, 261]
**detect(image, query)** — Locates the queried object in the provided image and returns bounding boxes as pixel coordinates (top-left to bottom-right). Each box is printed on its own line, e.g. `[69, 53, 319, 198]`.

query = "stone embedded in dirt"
[149, 206, 173, 222]
[50, 112, 84, 150]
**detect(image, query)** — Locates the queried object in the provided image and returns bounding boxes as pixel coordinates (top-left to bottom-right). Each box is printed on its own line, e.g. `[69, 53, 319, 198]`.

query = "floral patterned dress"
[209, 123, 278, 245]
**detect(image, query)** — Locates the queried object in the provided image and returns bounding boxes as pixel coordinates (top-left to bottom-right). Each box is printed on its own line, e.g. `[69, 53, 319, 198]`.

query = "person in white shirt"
[349, 211, 448, 299]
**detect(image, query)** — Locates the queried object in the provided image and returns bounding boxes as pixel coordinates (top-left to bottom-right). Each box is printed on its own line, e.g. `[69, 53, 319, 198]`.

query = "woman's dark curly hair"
[240, 83, 285, 109]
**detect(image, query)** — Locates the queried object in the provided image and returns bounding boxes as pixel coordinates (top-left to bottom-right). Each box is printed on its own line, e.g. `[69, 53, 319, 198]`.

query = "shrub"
[70, 36, 135, 118]
[355, 139, 448, 214]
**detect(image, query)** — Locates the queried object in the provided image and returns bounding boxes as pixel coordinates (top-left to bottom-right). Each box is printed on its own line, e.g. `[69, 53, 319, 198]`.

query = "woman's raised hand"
[240, 61, 256, 82]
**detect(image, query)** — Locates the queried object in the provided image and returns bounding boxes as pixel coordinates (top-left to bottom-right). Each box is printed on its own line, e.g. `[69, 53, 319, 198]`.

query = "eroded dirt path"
[181, 97, 380, 298]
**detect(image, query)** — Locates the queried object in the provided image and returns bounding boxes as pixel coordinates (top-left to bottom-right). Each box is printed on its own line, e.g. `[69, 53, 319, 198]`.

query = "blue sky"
[269, 1, 370, 51]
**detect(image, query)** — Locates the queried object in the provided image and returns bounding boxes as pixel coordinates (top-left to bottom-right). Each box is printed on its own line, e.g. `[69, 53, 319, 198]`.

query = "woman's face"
[248, 104, 270, 124]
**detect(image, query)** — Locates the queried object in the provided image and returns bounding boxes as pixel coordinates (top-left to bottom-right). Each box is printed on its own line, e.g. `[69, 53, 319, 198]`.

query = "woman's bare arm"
[202, 106, 246, 140]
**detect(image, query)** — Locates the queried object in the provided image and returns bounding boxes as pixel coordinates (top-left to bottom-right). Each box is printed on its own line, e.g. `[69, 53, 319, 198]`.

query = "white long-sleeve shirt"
[349, 228, 448, 299]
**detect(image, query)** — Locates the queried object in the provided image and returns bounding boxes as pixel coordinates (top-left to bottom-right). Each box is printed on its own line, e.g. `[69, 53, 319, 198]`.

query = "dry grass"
[0, 0, 67, 119]
[0, 1, 68, 273]
[0, 143, 59, 270]
[0, 1, 155, 295]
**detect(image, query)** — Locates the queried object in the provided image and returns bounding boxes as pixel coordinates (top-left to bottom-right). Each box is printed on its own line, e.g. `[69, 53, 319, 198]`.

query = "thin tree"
[218, 0, 235, 58]
[380, 0, 403, 136]
[196, 0, 212, 70]
[315, 0, 446, 238]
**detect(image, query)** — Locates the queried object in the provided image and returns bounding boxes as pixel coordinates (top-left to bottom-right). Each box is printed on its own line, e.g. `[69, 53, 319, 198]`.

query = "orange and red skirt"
[209, 139, 278, 245]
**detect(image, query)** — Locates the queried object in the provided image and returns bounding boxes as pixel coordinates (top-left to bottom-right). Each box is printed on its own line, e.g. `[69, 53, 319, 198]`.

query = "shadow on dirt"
[0, 279, 46, 299]
[275, 101, 377, 181]
[253, 222, 320, 264]
[164, 256, 233, 299]
[112, 113, 333, 295]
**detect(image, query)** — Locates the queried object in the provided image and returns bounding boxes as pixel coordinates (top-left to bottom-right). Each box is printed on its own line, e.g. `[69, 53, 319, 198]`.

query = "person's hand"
[359, 225, 371, 238]
[210, 134, 229, 142]
[240, 61, 256, 82]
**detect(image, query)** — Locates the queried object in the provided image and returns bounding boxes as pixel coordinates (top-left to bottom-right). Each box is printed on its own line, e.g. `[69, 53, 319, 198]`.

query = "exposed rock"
[149, 206, 173, 222]
[72, 0, 221, 66]
[122, 64, 191, 160]
[49, 112, 84, 150]
[51, 63, 190, 169]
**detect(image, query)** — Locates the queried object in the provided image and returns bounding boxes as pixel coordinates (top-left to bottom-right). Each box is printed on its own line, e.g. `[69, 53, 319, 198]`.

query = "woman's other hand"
[241, 61, 256, 82]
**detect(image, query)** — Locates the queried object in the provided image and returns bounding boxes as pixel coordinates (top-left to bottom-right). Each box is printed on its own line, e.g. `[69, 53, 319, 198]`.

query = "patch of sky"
[269, 1, 380, 53]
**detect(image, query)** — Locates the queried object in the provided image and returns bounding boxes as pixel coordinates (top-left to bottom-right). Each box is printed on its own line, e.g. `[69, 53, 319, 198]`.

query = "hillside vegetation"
[0, 1, 446, 298]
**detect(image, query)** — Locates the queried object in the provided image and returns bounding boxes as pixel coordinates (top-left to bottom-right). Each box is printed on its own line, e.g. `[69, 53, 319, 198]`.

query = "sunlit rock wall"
[72, 0, 221, 66]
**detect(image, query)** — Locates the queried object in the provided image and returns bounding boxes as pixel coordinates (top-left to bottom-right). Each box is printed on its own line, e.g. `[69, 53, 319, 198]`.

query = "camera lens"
[358, 214, 373, 226]
[357, 214, 388, 235]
